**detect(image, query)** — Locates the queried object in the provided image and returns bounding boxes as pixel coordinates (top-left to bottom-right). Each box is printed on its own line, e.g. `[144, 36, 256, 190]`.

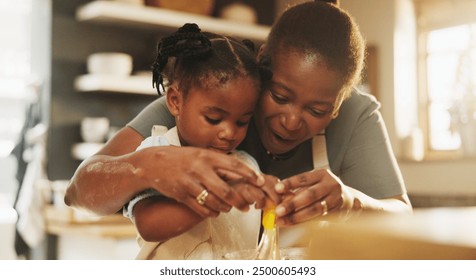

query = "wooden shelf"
[76, 1, 270, 41]
[74, 74, 157, 95]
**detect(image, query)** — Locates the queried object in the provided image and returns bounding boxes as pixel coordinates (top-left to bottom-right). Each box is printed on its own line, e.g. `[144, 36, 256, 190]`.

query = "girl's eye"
[269, 89, 288, 104]
[205, 116, 221, 125]
[236, 120, 250, 127]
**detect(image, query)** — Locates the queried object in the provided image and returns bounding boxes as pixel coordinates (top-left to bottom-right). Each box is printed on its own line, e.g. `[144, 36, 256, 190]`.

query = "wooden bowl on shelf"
[145, 0, 215, 16]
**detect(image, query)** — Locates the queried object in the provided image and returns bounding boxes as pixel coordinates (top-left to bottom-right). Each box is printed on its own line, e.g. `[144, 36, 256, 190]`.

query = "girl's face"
[255, 50, 343, 155]
[167, 77, 259, 154]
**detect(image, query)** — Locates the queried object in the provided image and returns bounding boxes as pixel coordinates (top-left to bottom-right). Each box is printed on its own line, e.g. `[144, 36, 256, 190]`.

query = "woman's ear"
[257, 44, 266, 61]
[166, 86, 182, 117]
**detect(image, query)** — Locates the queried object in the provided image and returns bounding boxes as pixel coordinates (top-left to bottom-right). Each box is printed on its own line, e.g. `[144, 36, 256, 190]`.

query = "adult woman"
[65, 0, 412, 227]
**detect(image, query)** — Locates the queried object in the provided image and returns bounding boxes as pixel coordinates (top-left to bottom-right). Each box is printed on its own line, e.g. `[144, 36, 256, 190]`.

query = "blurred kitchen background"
[0, 0, 475, 260]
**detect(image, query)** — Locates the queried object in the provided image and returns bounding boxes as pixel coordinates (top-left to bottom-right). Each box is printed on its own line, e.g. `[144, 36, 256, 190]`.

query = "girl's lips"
[209, 146, 233, 154]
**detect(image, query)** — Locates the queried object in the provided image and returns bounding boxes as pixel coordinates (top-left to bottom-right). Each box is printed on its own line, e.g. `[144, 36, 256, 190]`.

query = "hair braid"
[152, 23, 212, 94]
[151, 23, 263, 100]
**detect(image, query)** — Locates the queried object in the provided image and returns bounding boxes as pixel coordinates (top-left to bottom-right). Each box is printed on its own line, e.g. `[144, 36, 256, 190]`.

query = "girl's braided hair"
[152, 23, 271, 96]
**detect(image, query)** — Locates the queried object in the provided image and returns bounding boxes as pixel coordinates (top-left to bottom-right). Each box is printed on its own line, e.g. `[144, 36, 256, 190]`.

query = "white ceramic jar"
[87, 52, 133, 77]
[80, 117, 110, 143]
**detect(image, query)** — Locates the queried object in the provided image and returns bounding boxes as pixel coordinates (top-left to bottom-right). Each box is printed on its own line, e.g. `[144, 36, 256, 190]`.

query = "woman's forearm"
[344, 186, 413, 213]
[65, 153, 150, 215]
[65, 126, 149, 215]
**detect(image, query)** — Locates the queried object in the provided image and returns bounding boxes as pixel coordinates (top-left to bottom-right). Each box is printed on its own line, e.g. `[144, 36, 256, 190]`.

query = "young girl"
[123, 23, 274, 259]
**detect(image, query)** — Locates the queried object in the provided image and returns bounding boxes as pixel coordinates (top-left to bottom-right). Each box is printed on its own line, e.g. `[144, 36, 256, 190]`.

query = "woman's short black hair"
[263, 0, 365, 105]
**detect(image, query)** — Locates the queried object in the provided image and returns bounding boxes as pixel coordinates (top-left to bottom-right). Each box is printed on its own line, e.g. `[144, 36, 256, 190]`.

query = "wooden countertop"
[46, 223, 137, 239]
[44, 205, 137, 239]
[306, 207, 476, 259]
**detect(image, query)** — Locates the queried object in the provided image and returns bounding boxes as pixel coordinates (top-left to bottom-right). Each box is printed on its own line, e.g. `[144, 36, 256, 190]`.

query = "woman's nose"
[280, 108, 303, 131]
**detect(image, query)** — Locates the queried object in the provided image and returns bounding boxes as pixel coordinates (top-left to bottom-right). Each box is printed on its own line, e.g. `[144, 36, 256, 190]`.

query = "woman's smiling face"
[254, 50, 343, 155]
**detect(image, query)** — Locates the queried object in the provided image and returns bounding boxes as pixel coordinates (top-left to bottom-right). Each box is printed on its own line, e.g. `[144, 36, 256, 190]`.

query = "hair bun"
[152, 23, 212, 95]
[177, 23, 201, 34]
[242, 39, 255, 52]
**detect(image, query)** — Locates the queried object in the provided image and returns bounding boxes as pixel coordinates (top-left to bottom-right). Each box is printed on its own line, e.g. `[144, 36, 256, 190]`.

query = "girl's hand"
[274, 169, 354, 226]
[256, 174, 282, 208]
[136, 146, 266, 218]
[228, 174, 282, 210]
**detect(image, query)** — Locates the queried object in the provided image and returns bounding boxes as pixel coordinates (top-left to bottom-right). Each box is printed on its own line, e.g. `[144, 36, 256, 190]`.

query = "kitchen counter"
[44, 205, 137, 239]
[307, 207, 476, 259]
[44, 205, 139, 259]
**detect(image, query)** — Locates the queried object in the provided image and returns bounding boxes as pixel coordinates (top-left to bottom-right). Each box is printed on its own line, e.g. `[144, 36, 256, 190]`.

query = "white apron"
[135, 126, 261, 260]
[279, 133, 330, 248]
[136, 207, 261, 259]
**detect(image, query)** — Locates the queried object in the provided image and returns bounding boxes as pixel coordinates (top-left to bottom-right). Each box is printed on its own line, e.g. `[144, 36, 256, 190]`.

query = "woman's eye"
[308, 107, 330, 117]
[269, 89, 288, 104]
[205, 116, 221, 125]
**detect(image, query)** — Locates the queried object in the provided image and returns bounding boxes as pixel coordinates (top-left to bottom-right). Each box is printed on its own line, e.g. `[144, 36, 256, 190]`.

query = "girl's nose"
[218, 124, 237, 141]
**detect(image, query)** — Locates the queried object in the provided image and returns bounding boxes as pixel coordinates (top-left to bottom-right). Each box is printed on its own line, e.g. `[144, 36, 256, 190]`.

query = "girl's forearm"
[134, 197, 205, 242]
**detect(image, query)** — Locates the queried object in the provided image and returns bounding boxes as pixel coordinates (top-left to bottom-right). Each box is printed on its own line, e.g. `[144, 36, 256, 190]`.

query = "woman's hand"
[274, 168, 413, 226]
[134, 146, 266, 218]
[274, 169, 348, 226]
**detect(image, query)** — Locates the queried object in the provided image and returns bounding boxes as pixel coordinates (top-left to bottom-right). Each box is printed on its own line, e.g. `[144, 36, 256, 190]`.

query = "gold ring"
[196, 189, 209, 205]
[320, 200, 328, 216]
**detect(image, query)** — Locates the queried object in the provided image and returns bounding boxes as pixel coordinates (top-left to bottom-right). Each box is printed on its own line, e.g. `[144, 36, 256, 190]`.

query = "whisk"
[254, 202, 280, 260]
